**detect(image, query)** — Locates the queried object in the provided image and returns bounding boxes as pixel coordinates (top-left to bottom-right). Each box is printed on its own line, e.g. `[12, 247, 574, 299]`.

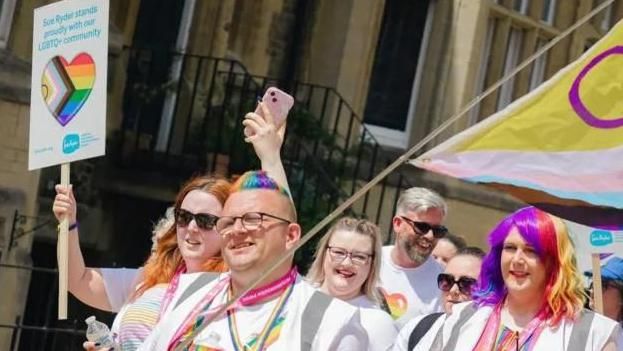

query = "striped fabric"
[412, 19, 623, 228]
[117, 284, 168, 351]
[491, 326, 536, 351]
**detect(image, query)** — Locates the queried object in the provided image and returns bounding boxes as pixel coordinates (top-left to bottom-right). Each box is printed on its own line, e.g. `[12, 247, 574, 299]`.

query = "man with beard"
[378, 187, 448, 328]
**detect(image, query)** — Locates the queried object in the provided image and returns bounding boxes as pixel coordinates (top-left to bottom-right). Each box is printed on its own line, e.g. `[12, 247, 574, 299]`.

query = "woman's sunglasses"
[437, 273, 478, 295]
[174, 208, 219, 230]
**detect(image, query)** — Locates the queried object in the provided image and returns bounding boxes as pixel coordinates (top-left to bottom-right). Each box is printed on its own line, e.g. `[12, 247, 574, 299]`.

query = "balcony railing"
[0, 263, 108, 351]
[115, 48, 416, 237]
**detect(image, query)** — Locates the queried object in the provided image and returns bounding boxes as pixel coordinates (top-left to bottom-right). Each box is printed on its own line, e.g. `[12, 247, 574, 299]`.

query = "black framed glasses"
[326, 246, 373, 266]
[174, 208, 219, 231]
[215, 212, 291, 235]
[437, 273, 478, 295]
[399, 216, 448, 238]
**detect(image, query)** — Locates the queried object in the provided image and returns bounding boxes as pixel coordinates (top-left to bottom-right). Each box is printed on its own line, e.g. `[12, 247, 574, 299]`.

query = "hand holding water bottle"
[84, 316, 116, 350]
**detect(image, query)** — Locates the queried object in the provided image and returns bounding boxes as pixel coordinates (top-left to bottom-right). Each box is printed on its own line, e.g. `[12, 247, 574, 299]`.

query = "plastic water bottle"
[85, 316, 115, 348]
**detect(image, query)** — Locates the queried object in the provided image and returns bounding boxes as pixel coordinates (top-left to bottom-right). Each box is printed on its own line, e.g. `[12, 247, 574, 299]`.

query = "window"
[601, 2, 613, 31]
[593, 0, 614, 32]
[497, 28, 524, 110]
[541, 0, 557, 24]
[529, 39, 548, 90]
[513, 0, 530, 15]
[469, 19, 495, 125]
[0, 0, 16, 48]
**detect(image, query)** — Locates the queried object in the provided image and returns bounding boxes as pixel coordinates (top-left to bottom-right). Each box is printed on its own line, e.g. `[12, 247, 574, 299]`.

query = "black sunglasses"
[399, 216, 448, 238]
[437, 273, 478, 295]
[174, 208, 219, 230]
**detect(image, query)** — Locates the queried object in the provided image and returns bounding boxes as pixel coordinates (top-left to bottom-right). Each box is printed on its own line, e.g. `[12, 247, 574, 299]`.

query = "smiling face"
[320, 230, 374, 300]
[220, 189, 298, 278]
[393, 208, 445, 265]
[441, 255, 481, 314]
[176, 190, 224, 272]
[500, 228, 547, 301]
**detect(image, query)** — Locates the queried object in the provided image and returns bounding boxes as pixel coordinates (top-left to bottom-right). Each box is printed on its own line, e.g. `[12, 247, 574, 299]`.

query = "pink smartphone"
[255, 87, 294, 128]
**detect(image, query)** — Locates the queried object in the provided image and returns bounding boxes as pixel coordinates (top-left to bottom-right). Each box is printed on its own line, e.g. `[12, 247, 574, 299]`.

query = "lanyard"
[168, 267, 298, 351]
[167, 276, 230, 351]
[157, 264, 187, 323]
[474, 301, 547, 351]
[228, 282, 294, 351]
[237, 267, 297, 306]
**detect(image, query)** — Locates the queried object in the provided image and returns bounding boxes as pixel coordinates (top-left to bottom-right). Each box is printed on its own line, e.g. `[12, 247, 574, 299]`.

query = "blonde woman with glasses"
[307, 217, 397, 351]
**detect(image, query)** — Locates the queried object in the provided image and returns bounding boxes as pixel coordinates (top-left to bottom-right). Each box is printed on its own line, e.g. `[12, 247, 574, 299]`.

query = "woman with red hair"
[412, 206, 620, 350]
[53, 103, 289, 350]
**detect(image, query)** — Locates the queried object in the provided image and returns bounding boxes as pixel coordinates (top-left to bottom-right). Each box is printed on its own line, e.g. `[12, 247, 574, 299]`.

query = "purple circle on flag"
[568, 45, 623, 129]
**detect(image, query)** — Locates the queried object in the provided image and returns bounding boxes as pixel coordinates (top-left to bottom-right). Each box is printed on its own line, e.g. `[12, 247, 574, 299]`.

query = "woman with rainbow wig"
[411, 206, 620, 351]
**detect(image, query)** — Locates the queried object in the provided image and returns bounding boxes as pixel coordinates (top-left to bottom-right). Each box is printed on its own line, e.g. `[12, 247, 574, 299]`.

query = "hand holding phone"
[244, 87, 294, 137]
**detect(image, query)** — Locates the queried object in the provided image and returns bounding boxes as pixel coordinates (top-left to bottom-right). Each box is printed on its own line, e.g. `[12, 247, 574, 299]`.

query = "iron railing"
[0, 263, 112, 351]
[115, 48, 416, 236]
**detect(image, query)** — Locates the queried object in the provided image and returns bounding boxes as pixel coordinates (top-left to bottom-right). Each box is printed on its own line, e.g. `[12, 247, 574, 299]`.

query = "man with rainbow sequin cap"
[138, 170, 368, 350]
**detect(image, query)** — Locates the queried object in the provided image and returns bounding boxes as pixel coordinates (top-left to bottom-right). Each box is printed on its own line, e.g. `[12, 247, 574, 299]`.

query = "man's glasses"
[399, 216, 448, 238]
[326, 246, 373, 266]
[175, 208, 219, 231]
[215, 212, 291, 235]
[437, 273, 478, 295]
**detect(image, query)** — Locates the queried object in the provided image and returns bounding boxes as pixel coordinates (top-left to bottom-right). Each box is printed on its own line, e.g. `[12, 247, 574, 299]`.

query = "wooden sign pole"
[58, 162, 70, 319]
[591, 253, 604, 314]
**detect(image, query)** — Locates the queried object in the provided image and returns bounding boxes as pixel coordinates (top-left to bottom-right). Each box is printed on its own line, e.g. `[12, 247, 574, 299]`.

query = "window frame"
[0, 0, 17, 49]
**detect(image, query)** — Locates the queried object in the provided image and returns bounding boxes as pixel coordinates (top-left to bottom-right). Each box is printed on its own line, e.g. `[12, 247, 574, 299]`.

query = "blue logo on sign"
[62, 134, 80, 154]
[590, 230, 613, 247]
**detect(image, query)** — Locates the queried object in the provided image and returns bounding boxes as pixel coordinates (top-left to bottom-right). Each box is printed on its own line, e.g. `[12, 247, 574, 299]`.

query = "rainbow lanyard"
[227, 282, 294, 351]
[169, 267, 298, 351]
[167, 276, 231, 351]
[474, 302, 547, 351]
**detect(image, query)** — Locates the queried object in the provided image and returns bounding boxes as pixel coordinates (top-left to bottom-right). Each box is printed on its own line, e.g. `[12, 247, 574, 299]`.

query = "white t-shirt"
[393, 313, 446, 351]
[348, 295, 398, 351]
[413, 302, 622, 351]
[139, 273, 369, 351]
[378, 246, 443, 328]
[101, 267, 142, 312]
[101, 268, 204, 351]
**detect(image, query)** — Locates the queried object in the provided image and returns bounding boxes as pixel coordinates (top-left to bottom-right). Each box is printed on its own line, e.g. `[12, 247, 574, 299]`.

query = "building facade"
[0, 0, 619, 348]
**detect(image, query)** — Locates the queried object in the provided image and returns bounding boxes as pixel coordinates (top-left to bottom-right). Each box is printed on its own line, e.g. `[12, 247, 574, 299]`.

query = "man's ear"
[392, 216, 402, 236]
[285, 223, 302, 249]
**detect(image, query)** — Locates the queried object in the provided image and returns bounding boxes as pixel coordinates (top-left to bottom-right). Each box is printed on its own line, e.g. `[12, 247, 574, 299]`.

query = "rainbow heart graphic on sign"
[41, 53, 95, 126]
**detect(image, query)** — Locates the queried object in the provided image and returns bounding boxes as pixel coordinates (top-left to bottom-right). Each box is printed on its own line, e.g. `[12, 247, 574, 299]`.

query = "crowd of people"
[52, 103, 622, 350]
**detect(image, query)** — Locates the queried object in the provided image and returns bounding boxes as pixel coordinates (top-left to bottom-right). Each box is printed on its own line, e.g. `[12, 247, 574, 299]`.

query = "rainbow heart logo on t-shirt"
[41, 53, 95, 126]
[379, 288, 408, 320]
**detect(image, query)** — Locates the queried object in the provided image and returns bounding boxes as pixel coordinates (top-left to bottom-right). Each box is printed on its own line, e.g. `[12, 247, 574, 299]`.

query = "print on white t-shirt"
[378, 246, 443, 328]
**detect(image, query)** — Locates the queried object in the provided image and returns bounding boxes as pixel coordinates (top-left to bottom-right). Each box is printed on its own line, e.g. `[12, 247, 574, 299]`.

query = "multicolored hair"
[230, 170, 296, 220]
[230, 170, 291, 198]
[474, 206, 586, 326]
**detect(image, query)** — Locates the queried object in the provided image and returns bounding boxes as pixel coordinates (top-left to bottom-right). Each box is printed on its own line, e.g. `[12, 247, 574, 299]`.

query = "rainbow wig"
[474, 206, 586, 326]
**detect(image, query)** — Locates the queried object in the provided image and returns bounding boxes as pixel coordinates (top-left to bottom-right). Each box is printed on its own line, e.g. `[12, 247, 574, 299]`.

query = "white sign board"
[29, 0, 109, 170]
[566, 219, 623, 275]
